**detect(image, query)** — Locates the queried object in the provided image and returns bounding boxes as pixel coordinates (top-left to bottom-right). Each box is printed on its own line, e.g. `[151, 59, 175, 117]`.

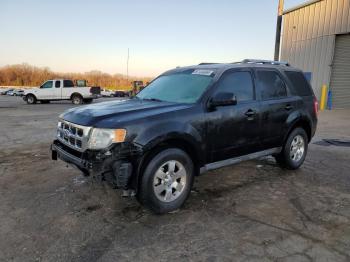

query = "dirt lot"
[1, 95, 350, 262]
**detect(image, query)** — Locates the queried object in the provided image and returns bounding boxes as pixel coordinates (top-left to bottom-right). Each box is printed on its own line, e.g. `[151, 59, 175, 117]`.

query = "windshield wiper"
[142, 98, 163, 102]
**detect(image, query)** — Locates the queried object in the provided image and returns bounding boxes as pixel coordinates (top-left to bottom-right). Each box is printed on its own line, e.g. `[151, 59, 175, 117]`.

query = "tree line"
[0, 63, 152, 90]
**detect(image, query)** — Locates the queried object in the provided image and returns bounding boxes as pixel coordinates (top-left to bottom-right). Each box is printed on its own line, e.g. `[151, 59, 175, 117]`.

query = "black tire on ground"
[26, 94, 37, 104]
[274, 127, 308, 170]
[137, 148, 194, 214]
[83, 98, 93, 104]
[71, 94, 83, 105]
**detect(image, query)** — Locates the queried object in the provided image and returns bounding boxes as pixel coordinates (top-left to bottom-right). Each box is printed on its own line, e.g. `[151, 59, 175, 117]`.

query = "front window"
[136, 69, 215, 104]
[214, 71, 255, 102]
[41, 81, 53, 89]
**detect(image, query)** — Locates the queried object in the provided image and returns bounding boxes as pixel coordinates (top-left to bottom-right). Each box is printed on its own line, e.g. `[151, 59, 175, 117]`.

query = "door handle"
[285, 104, 293, 111]
[245, 109, 256, 118]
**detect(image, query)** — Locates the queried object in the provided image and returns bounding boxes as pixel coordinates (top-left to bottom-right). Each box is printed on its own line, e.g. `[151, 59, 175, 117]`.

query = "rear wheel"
[26, 94, 37, 104]
[275, 127, 308, 170]
[71, 94, 83, 105]
[138, 148, 194, 214]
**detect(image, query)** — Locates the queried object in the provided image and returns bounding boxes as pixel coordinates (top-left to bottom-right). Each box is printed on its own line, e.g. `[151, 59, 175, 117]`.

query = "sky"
[0, 0, 306, 77]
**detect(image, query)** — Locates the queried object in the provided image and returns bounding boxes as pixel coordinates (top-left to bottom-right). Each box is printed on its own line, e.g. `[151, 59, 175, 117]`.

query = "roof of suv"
[164, 60, 301, 76]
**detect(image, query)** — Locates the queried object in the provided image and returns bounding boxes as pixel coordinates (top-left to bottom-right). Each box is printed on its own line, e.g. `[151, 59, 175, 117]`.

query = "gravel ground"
[0, 95, 350, 262]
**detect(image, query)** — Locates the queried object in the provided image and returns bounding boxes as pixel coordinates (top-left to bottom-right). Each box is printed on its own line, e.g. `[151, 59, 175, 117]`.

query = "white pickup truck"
[23, 79, 101, 105]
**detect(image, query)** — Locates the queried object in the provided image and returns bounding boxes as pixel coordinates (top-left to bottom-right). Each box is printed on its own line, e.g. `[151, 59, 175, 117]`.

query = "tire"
[138, 148, 194, 214]
[71, 94, 83, 105]
[26, 94, 37, 104]
[83, 98, 93, 104]
[275, 127, 308, 170]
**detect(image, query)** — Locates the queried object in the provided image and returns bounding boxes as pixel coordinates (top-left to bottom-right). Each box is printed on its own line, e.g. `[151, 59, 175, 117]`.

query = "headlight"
[88, 128, 126, 150]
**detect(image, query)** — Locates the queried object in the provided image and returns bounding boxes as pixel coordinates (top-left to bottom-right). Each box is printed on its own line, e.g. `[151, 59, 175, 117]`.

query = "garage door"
[330, 34, 350, 109]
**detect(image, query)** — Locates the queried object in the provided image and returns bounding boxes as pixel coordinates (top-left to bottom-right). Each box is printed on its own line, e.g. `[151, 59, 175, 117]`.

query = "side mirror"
[209, 92, 237, 108]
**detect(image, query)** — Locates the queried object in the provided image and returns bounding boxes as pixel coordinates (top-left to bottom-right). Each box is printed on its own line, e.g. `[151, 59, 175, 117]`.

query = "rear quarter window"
[284, 71, 313, 96]
[63, 80, 74, 88]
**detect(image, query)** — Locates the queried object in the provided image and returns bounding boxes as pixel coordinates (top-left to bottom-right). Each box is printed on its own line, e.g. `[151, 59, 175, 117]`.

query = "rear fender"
[284, 111, 312, 143]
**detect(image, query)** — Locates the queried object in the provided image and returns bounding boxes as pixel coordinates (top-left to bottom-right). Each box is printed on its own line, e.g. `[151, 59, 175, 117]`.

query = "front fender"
[134, 120, 203, 154]
[129, 121, 205, 192]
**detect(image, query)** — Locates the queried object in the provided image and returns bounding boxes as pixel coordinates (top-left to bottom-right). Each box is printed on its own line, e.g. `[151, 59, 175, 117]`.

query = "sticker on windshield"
[192, 69, 214, 76]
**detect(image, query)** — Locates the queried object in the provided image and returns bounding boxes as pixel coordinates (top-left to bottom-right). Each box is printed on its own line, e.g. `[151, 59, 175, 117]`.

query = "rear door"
[255, 69, 298, 149]
[62, 80, 75, 99]
[207, 69, 261, 162]
[53, 80, 62, 99]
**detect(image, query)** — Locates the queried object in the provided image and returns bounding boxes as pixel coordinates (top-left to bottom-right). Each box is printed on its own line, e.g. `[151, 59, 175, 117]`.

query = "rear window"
[284, 71, 313, 96]
[63, 80, 74, 88]
[256, 70, 287, 100]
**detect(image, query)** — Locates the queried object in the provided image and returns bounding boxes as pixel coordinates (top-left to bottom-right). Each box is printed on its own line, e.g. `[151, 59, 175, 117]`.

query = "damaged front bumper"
[51, 139, 143, 189]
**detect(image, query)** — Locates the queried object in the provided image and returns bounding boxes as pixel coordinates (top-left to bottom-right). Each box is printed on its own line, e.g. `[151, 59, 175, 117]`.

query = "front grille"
[57, 120, 92, 152]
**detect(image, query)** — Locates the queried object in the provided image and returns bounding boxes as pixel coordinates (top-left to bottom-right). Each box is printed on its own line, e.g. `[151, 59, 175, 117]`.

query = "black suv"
[51, 59, 318, 213]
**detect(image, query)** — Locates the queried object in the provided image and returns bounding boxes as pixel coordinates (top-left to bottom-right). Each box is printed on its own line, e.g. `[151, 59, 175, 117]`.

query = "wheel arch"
[25, 93, 37, 99]
[70, 92, 83, 99]
[133, 135, 202, 193]
[285, 117, 312, 143]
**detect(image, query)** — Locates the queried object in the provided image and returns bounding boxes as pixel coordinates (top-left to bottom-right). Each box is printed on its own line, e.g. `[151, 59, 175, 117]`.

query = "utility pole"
[126, 48, 129, 82]
[274, 0, 284, 61]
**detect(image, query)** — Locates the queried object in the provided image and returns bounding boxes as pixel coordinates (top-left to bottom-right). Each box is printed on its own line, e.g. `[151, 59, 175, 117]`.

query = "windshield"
[136, 69, 214, 104]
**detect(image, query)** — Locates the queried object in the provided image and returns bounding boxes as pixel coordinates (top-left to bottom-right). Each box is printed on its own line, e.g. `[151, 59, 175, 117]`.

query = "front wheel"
[138, 148, 194, 214]
[275, 127, 308, 170]
[26, 94, 37, 104]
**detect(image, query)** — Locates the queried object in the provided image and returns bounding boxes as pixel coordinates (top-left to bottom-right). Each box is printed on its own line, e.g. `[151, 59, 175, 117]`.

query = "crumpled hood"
[61, 98, 192, 127]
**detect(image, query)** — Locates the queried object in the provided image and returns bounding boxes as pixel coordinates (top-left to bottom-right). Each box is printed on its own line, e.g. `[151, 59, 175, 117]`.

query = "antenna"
[126, 48, 129, 82]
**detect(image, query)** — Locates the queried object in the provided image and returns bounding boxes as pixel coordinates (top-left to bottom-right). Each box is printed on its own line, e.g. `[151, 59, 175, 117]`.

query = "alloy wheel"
[153, 160, 187, 202]
[290, 135, 305, 162]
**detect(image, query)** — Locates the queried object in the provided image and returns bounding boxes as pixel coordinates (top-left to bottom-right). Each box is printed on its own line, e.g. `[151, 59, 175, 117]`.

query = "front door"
[207, 69, 261, 162]
[37, 80, 54, 99]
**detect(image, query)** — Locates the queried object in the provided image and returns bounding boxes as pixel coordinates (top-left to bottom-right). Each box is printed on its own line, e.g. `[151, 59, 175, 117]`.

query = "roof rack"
[240, 59, 290, 66]
[198, 63, 220, 65]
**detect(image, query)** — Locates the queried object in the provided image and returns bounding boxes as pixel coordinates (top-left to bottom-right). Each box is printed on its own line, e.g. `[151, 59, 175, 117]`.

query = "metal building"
[280, 0, 350, 108]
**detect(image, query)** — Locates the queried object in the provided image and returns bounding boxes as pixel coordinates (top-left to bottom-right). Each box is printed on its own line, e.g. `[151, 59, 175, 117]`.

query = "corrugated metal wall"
[329, 34, 350, 108]
[280, 0, 350, 100]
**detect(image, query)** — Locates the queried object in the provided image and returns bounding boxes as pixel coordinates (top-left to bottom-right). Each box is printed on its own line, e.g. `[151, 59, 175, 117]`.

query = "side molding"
[200, 147, 282, 174]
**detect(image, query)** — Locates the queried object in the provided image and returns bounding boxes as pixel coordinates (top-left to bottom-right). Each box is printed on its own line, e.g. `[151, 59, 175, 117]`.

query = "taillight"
[314, 98, 319, 116]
